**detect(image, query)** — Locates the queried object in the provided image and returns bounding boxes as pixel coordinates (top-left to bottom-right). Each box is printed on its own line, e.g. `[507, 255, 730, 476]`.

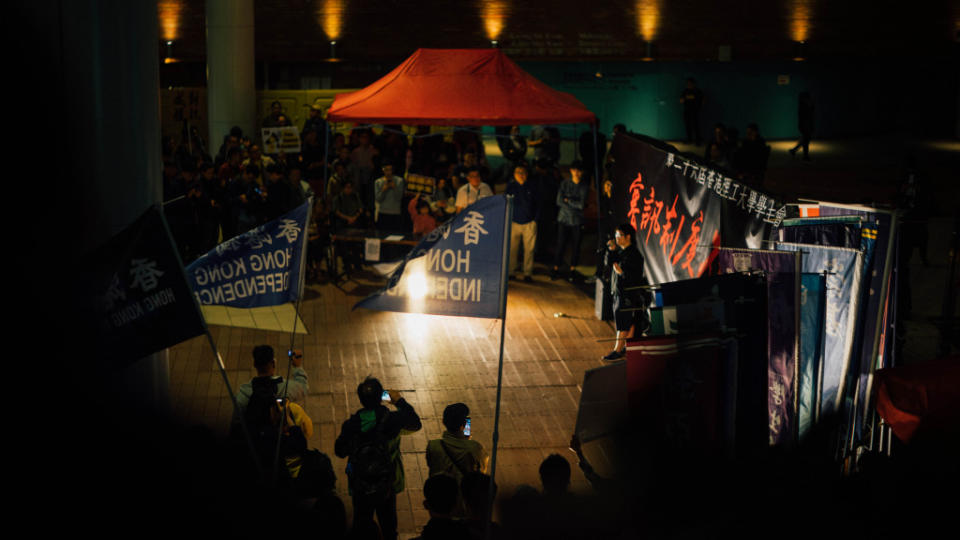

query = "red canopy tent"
[326, 48, 596, 126]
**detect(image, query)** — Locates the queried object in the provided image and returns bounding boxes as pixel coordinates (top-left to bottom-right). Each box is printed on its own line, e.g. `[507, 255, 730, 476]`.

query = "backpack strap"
[440, 440, 471, 477]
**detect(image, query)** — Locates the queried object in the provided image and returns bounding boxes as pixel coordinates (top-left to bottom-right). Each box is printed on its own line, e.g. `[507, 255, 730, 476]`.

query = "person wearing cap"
[425, 403, 488, 483]
[302, 97, 331, 146]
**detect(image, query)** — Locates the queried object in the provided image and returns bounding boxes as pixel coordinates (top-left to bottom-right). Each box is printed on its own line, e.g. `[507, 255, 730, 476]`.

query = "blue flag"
[775, 242, 863, 419]
[79, 205, 207, 370]
[799, 273, 826, 441]
[354, 195, 512, 319]
[186, 201, 311, 308]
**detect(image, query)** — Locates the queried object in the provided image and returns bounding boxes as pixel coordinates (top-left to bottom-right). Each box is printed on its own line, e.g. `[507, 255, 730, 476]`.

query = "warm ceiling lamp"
[319, 0, 345, 42]
[482, 0, 508, 42]
[789, 0, 813, 43]
[157, 0, 182, 42]
[635, 0, 661, 43]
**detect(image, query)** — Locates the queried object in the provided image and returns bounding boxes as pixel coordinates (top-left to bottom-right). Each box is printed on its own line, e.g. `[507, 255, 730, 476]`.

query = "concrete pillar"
[206, 0, 256, 149]
[54, 0, 169, 412]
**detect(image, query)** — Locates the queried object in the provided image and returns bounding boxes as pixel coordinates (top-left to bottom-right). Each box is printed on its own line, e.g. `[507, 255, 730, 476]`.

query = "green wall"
[517, 59, 958, 141]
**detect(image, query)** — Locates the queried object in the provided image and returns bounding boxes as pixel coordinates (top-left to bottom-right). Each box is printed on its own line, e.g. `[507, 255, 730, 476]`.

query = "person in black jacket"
[334, 377, 422, 540]
[602, 223, 650, 362]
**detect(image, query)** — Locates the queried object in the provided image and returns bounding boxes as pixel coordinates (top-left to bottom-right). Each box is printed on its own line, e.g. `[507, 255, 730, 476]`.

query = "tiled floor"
[168, 261, 615, 537]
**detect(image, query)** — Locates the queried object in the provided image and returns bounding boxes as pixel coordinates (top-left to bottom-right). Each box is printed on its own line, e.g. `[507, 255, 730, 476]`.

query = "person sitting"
[430, 176, 456, 217]
[408, 193, 438, 237]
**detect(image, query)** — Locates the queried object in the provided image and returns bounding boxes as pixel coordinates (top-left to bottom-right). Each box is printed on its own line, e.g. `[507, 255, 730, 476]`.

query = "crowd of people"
[162, 104, 610, 284]
[227, 344, 631, 540]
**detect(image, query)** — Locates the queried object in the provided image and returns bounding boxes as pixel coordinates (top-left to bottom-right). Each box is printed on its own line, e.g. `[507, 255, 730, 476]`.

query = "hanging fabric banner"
[605, 134, 787, 285]
[79, 205, 207, 370]
[775, 243, 863, 419]
[186, 201, 310, 308]
[714, 248, 800, 446]
[799, 273, 827, 441]
[353, 194, 511, 319]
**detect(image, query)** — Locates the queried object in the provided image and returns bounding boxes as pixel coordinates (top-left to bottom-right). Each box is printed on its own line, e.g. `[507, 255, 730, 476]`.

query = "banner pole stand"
[486, 196, 513, 540]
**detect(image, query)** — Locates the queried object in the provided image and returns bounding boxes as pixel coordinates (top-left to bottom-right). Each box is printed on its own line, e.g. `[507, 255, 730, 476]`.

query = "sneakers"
[601, 350, 625, 362]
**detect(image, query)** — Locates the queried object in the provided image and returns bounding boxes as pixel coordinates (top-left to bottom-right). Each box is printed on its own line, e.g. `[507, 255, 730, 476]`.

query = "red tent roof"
[326, 48, 596, 126]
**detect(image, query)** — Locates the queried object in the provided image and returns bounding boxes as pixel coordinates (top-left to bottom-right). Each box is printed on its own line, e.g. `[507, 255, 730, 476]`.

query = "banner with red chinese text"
[605, 133, 786, 284]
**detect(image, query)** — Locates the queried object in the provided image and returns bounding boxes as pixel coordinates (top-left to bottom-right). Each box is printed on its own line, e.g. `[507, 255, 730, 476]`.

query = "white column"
[206, 0, 256, 148]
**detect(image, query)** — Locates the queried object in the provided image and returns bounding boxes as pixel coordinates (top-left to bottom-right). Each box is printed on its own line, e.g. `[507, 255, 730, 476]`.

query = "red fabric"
[873, 356, 960, 443]
[327, 49, 596, 126]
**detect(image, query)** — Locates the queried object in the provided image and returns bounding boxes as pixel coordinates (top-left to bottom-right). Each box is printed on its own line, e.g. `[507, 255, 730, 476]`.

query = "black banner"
[604, 133, 785, 284]
[78, 205, 207, 370]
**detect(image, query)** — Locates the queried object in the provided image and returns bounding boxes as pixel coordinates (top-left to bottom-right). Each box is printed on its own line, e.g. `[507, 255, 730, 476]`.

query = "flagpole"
[486, 195, 513, 540]
[274, 197, 315, 483]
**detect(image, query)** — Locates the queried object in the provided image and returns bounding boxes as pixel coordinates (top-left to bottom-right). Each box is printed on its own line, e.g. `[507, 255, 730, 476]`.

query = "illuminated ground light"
[407, 271, 429, 300]
[768, 140, 835, 155]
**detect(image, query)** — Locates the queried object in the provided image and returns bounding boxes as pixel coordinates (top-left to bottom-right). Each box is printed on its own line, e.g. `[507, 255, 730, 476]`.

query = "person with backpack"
[241, 375, 314, 484]
[334, 376, 422, 540]
[236, 345, 308, 413]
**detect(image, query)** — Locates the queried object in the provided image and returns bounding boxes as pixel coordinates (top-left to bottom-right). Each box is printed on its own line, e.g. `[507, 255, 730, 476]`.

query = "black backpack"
[347, 411, 393, 503]
[245, 377, 307, 470]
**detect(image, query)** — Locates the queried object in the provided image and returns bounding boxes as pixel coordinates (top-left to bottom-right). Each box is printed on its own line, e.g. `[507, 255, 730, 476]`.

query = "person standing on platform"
[602, 223, 650, 362]
[335, 377, 422, 540]
[374, 163, 405, 232]
[552, 161, 590, 282]
[506, 163, 540, 283]
[680, 78, 704, 146]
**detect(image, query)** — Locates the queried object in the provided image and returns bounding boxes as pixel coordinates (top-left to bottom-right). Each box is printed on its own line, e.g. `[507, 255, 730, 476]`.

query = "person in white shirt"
[454, 167, 493, 213]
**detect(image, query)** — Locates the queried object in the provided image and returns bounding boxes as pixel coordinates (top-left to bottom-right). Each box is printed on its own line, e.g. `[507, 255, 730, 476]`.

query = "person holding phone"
[335, 376, 421, 540]
[235, 345, 309, 414]
[425, 403, 489, 486]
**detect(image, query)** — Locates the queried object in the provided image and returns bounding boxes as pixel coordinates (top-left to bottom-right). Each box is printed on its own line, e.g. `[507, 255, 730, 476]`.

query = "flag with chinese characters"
[713, 247, 801, 446]
[186, 200, 311, 308]
[606, 133, 786, 285]
[354, 194, 511, 319]
[79, 205, 207, 370]
[775, 242, 863, 419]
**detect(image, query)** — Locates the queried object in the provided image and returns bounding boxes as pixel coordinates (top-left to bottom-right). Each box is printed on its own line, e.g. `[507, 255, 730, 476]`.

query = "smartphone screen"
[381, 390, 391, 402]
[464, 417, 471, 437]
